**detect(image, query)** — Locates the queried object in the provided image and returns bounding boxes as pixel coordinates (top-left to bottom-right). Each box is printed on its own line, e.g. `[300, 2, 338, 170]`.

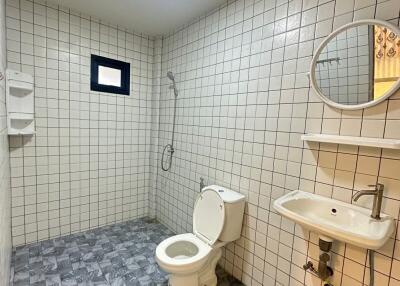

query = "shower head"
[167, 71, 175, 81]
[167, 71, 178, 97]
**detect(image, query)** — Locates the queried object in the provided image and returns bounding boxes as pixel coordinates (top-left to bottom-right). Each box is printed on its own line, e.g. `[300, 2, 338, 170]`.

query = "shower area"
[6, 21, 241, 284]
[9, 70, 239, 286]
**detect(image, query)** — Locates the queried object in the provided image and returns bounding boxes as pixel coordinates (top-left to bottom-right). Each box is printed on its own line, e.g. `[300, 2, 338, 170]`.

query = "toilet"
[156, 185, 245, 286]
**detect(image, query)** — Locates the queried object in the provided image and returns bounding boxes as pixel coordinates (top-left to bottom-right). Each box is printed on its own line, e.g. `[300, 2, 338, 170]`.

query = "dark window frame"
[90, 54, 130, 95]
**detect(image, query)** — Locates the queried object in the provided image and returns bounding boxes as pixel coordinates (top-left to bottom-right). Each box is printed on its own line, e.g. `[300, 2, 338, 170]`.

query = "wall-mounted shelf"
[301, 134, 400, 149]
[6, 69, 35, 135]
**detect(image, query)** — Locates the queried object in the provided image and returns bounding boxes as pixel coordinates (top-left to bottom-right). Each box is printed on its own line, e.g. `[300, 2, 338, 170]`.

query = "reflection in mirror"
[314, 23, 400, 106]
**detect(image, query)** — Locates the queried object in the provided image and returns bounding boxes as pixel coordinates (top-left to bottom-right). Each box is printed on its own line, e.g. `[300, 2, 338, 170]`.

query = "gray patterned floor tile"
[11, 217, 243, 286]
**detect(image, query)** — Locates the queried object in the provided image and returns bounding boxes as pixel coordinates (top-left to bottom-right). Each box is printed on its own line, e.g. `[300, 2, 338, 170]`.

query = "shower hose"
[161, 144, 174, 171]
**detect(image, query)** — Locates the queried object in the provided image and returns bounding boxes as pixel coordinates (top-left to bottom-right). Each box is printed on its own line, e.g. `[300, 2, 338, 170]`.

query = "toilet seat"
[156, 233, 212, 274]
[193, 189, 225, 245]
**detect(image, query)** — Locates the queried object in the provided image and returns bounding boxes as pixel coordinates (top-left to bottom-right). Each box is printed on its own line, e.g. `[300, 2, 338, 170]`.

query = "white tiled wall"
[154, 0, 400, 285]
[0, 0, 11, 283]
[6, 0, 155, 246]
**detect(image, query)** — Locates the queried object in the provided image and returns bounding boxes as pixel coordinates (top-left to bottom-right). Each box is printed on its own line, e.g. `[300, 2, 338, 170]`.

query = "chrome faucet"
[352, 183, 384, 220]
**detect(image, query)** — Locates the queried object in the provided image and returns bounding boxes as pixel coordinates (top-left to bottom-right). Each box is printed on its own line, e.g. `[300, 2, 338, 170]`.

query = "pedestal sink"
[273, 190, 395, 249]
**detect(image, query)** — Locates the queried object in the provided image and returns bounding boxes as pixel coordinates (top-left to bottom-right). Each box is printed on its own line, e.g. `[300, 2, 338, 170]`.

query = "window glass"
[98, 66, 121, 87]
[90, 54, 130, 96]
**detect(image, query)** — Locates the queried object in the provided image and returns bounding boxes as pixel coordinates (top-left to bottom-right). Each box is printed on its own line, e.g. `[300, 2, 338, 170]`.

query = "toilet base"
[199, 248, 221, 286]
[168, 248, 222, 286]
[169, 273, 199, 286]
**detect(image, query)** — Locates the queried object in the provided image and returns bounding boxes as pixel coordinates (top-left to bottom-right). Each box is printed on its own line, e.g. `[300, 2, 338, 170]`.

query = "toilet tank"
[204, 185, 246, 242]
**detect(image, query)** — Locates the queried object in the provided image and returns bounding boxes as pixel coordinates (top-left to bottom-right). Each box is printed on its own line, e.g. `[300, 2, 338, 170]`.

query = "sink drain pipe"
[303, 236, 334, 285]
[304, 239, 375, 286]
[369, 250, 374, 286]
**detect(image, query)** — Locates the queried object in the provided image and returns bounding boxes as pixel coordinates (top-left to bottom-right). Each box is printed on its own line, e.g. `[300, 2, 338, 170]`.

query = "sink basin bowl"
[273, 190, 395, 249]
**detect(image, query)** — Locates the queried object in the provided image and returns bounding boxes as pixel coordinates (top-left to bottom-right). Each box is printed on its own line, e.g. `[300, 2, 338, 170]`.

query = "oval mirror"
[310, 19, 400, 110]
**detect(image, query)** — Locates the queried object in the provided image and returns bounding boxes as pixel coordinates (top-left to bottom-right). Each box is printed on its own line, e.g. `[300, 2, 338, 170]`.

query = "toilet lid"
[193, 189, 225, 245]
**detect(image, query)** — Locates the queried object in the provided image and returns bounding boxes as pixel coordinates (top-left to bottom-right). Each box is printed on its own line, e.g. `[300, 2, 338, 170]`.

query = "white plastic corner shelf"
[301, 133, 400, 150]
[6, 69, 36, 135]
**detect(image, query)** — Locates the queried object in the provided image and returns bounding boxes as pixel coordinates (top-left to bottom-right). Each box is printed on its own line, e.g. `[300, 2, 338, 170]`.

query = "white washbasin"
[273, 190, 395, 250]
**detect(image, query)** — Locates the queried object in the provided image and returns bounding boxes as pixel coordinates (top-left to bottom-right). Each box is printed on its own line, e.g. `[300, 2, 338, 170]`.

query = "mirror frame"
[310, 19, 400, 110]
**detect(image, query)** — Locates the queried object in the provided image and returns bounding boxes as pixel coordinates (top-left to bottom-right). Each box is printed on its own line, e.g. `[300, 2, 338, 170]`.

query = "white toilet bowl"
[156, 233, 211, 274]
[155, 185, 246, 286]
[156, 233, 224, 286]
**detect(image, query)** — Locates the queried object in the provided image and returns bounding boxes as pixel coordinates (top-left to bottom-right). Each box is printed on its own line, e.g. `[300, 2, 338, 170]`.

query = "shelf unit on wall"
[301, 134, 400, 149]
[6, 69, 35, 135]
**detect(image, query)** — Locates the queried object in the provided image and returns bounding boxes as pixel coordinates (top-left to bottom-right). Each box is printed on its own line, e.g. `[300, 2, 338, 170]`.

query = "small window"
[90, 54, 130, 95]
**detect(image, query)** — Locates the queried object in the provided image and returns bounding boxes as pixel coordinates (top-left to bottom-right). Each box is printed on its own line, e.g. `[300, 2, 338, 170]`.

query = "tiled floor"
[10, 218, 243, 286]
